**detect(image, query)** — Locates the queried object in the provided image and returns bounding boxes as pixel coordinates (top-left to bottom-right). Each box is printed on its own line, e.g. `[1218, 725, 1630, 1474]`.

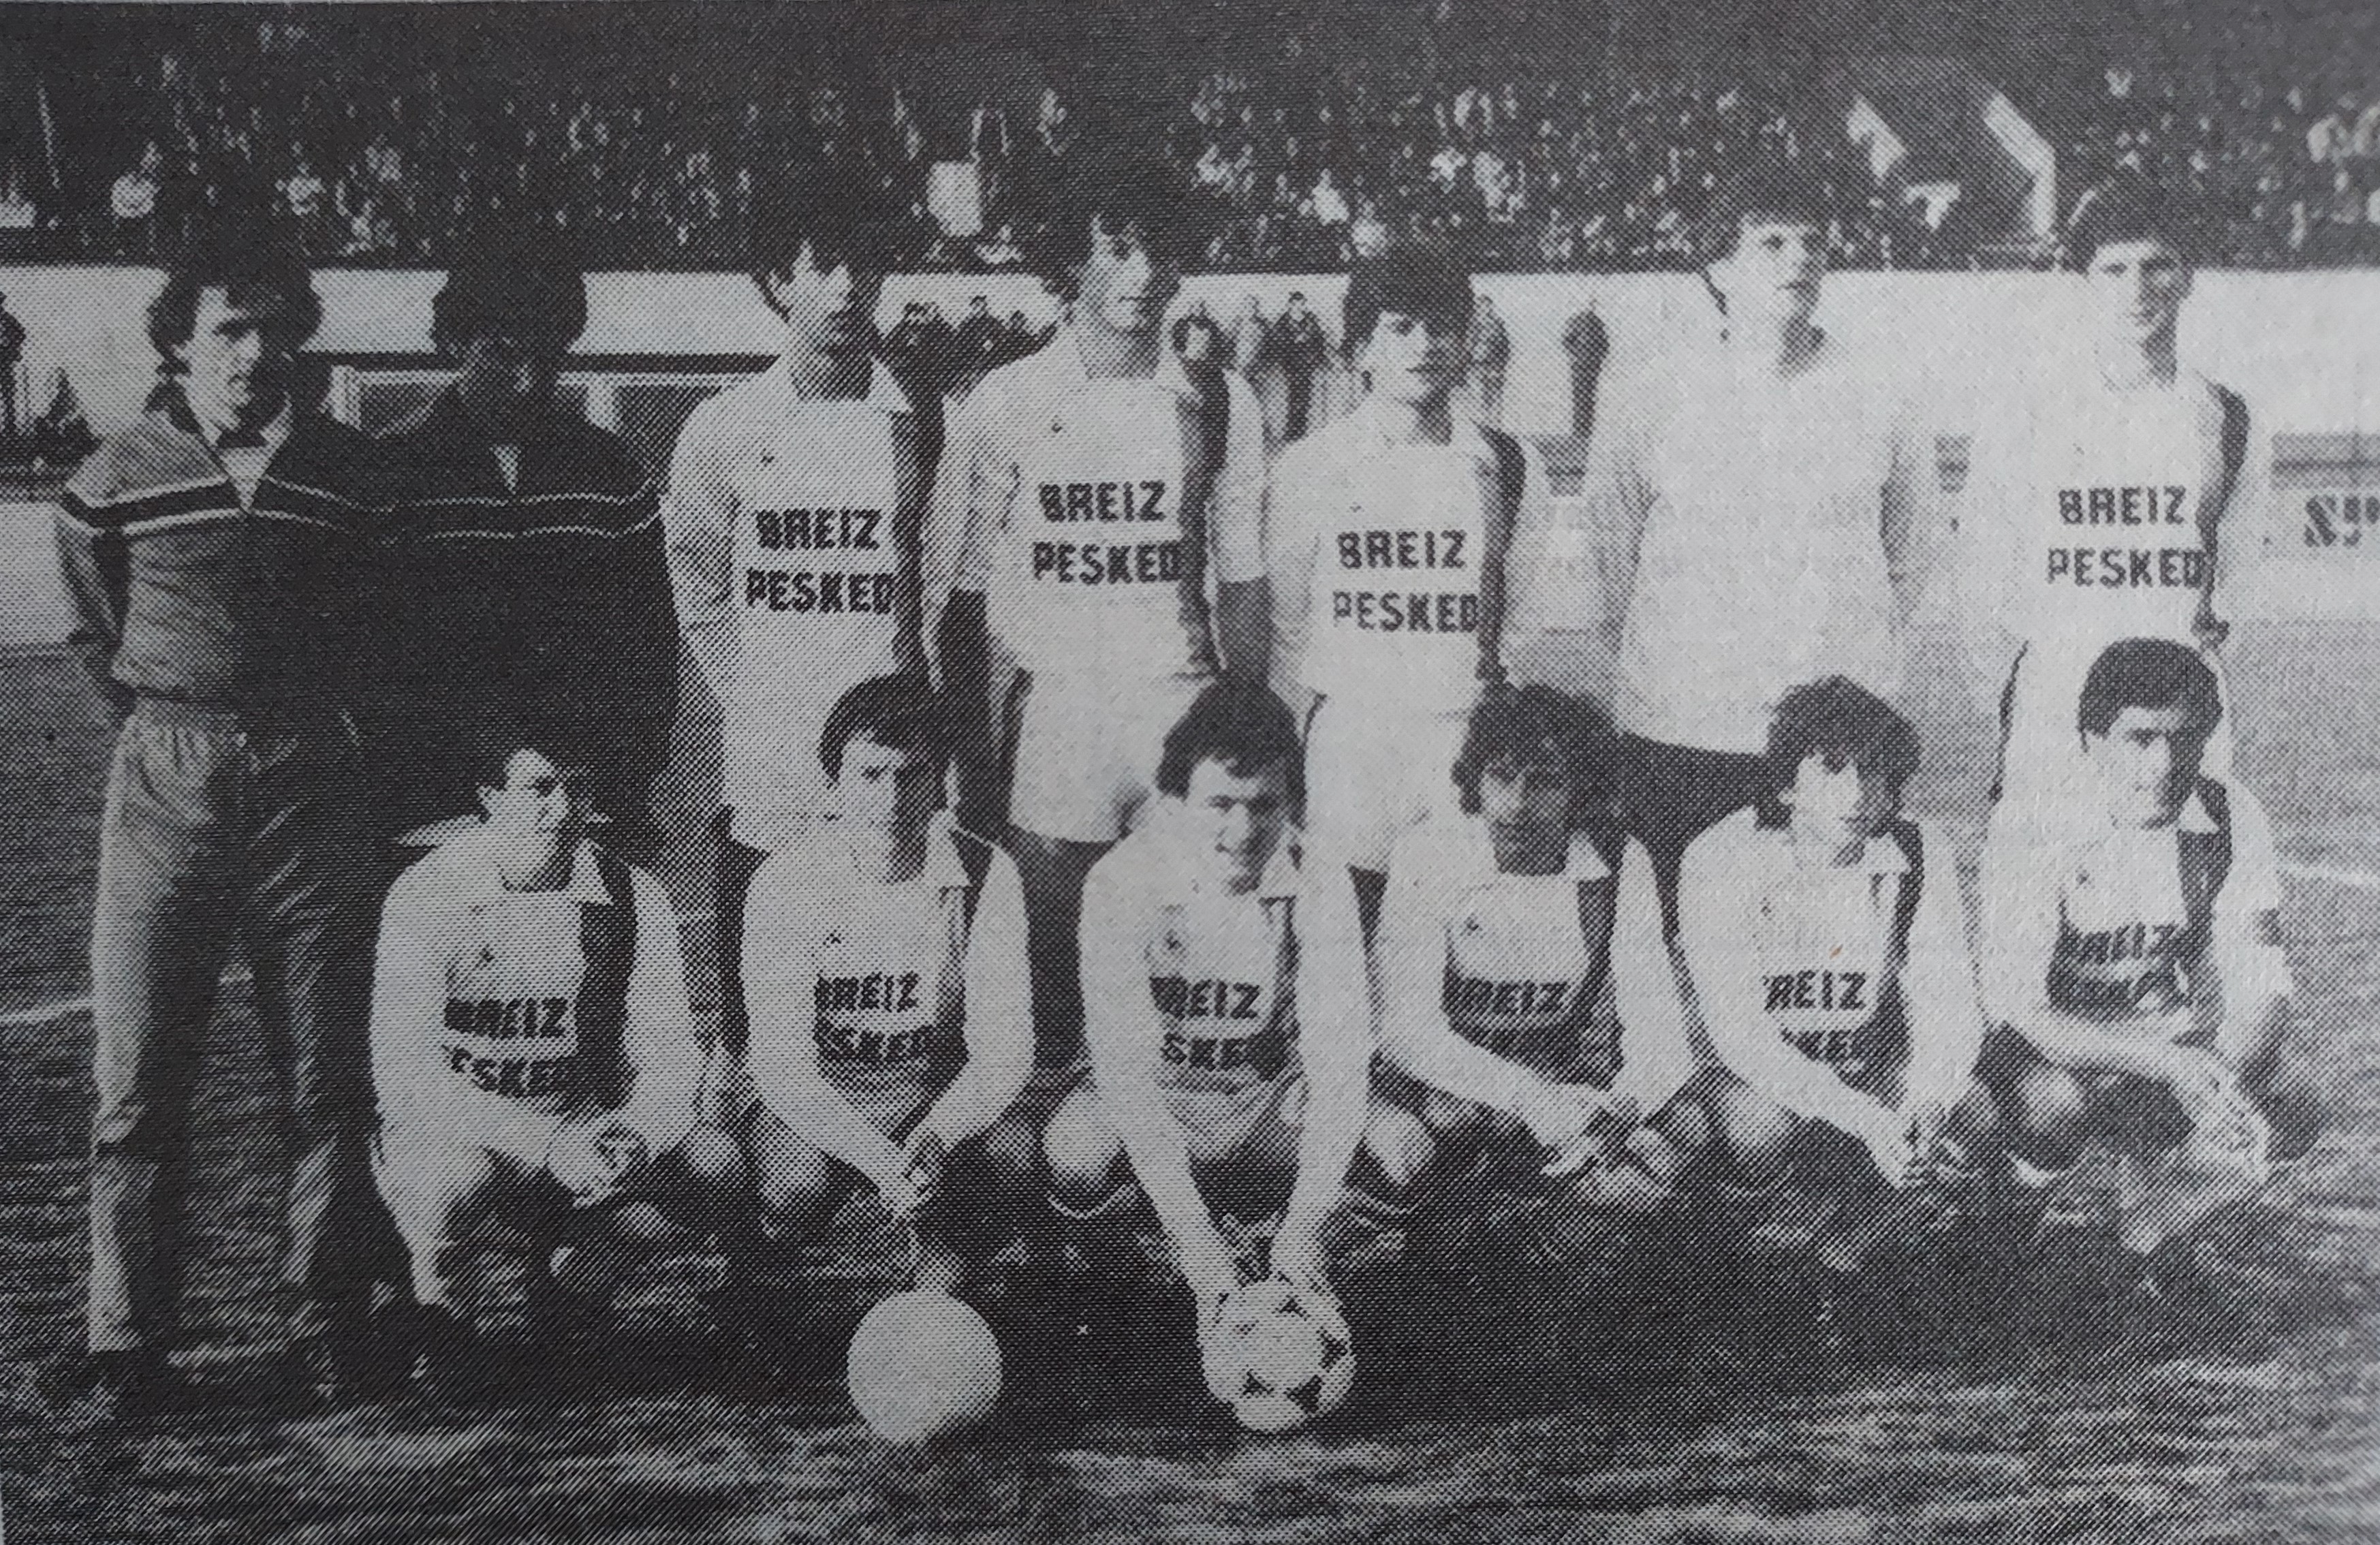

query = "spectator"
[0, 292, 22, 439]
[110, 144, 162, 258]
[1269, 290, 1328, 442]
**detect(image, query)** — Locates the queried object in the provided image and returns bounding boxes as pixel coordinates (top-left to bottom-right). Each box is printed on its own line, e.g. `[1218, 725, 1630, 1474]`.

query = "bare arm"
[659, 403, 738, 706]
[1276, 872, 1373, 1271]
[1211, 373, 1272, 683]
[608, 871, 704, 1159]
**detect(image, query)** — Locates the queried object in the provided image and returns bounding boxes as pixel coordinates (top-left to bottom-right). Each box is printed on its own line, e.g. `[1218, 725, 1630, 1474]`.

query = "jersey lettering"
[743, 569, 898, 614]
[2055, 486, 2190, 527]
[1160, 1029, 1280, 1070]
[753, 508, 882, 551]
[813, 1020, 946, 1065]
[815, 972, 923, 1014]
[2044, 546, 2208, 589]
[1760, 970, 1868, 1013]
[443, 1044, 578, 1099]
[1030, 540, 1182, 586]
[2048, 916, 2198, 1020]
[1329, 589, 1481, 634]
[1037, 480, 1169, 524]
[443, 997, 574, 1040]
[1334, 529, 1469, 570]
[1445, 976, 1572, 1019]
[1149, 976, 1264, 1020]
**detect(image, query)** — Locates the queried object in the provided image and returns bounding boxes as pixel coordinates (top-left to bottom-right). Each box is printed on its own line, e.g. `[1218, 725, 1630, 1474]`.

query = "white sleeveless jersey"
[1977, 366, 2237, 652]
[438, 888, 597, 1109]
[1270, 413, 1519, 709]
[664, 365, 915, 838]
[1144, 882, 1299, 1102]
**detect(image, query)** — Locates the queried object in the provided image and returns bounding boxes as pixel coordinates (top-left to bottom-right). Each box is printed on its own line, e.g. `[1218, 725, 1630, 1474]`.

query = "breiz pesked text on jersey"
[745, 504, 895, 613]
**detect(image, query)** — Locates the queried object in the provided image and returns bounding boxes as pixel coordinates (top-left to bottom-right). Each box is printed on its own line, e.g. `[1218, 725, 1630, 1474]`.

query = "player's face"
[1711, 219, 1826, 328]
[1077, 218, 1180, 338]
[1783, 752, 1898, 860]
[833, 733, 942, 839]
[1475, 753, 1573, 871]
[765, 240, 886, 360]
[453, 331, 563, 437]
[2084, 705, 2212, 827]
[480, 749, 589, 864]
[177, 286, 296, 430]
[2085, 238, 2191, 352]
[1355, 310, 1467, 407]
[1183, 757, 1293, 892]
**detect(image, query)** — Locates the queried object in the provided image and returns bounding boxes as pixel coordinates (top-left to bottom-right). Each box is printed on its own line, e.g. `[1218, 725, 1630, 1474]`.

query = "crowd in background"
[2, 10, 2377, 270]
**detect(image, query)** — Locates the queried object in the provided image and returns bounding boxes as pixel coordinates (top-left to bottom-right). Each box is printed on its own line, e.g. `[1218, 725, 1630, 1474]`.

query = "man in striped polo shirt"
[381, 253, 678, 839]
[53, 239, 397, 1418]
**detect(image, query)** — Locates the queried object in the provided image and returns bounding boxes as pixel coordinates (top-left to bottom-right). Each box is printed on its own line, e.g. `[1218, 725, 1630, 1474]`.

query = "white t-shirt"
[1377, 814, 1692, 1112]
[1679, 810, 1982, 1107]
[1961, 363, 2244, 661]
[741, 814, 1028, 1127]
[926, 334, 1266, 687]
[663, 362, 922, 845]
[1268, 403, 1547, 712]
[1980, 776, 2291, 1046]
[1591, 344, 1921, 753]
[369, 834, 702, 1164]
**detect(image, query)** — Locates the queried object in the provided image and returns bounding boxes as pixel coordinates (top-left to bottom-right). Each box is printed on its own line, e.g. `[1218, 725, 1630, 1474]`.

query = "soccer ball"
[846, 1290, 1003, 1443]
[1203, 1278, 1356, 1433]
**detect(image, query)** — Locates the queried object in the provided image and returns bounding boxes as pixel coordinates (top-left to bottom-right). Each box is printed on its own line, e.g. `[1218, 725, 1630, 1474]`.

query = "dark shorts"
[1617, 734, 1769, 931]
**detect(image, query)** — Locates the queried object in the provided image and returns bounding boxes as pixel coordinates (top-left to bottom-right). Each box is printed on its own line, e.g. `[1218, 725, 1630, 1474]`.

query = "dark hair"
[1698, 160, 1832, 266]
[431, 253, 588, 355]
[2076, 638, 2222, 737]
[146, 238, 322, 360]
[1755, 676, 1920, 827]
[1450, 684, 1614, 826]
[467, 714, 589, 793]
[1154, 681, 1304, 816]
[1341, 243, 1474, 354]
[2067, 174, 2199, 269]
[747, 163, 905, 304]
[1018, 145, 1209, 300]
[818, 674, 949, 781]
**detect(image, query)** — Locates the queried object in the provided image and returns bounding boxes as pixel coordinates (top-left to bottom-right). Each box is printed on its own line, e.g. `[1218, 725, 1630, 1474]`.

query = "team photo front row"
[376, 651, 2317, 1427]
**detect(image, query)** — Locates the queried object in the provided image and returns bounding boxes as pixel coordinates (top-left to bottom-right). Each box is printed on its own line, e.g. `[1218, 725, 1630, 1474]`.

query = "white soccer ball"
[846, 1290, 1003, 1443]
[1204, 1278, 1356, 1433]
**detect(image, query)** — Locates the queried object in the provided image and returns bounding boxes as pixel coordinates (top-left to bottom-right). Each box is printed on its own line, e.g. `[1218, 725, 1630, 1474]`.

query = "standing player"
[1959, 177, 2253, 829]
[1674, 678, 1996, 1275]
[663, 168, 938, 1055]
[383, 253, 678, 836]
[1544, 162, 1924, 912]
[1980, 640, 2323, 1296]
[1375, 685, 1695, 1215]
[924, 150, 1269, 1070]
[54, 240, 394, 1416]
[370, 730, 718, 1396]
[1047, 683, 1424, 1305]
[736, 677, 1034, 1331]
[1268, 244, 1546, 932]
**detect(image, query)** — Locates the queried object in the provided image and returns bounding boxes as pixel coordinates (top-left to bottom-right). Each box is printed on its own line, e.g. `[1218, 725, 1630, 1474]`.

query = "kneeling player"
[371, 730, 725, 1392]
[1047, 681, 1426, 1307]
[1980, 639, 2324, 1280]
[1675, 678, 1997, 1274]
[1376, 685, 1696, 1219]
[738, 677, 1035, 1319]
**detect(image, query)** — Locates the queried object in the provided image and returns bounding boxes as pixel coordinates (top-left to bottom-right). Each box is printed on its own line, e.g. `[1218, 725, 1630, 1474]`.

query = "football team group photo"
[1, 1, 2376, 1540]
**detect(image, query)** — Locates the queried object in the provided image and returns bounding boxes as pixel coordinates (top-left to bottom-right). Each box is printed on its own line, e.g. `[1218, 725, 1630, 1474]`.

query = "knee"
[2005, 1065, 2089, 1163]
[2248, 1047, 2329, 1163]
[1358, 1102, 1435, 1192]
[973, 1114, 1044, 1191]
[747, 1117, 836, 1224]
[376, 1134, 500, 1238]
[1705, 1082, 1800, 1185]
[1042, 1101, 1125, 1202]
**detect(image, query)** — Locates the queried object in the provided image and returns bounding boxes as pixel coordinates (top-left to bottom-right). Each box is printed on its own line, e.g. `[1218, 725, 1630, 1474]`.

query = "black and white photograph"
[0, 0, 2375, 1540]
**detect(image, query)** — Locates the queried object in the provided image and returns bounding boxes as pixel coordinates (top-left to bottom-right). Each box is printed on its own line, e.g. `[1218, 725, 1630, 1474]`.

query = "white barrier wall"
[2, 263, 2375, 638]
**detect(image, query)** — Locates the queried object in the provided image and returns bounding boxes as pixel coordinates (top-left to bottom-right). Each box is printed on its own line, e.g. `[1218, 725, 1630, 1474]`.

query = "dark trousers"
[1283, 371, 1315, 441]
[713, 811, 770, 1060]
[88, 699, 384, 1352]
[1616, 733, 1770, 934]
